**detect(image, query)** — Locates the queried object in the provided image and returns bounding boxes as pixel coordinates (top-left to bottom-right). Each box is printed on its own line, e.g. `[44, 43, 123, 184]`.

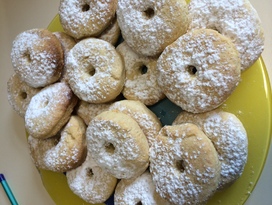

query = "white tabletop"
[0, 0, 271, 205]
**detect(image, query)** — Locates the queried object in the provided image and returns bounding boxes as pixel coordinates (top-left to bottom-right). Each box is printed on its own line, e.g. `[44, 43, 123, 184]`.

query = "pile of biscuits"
[7, 0, 264, 204]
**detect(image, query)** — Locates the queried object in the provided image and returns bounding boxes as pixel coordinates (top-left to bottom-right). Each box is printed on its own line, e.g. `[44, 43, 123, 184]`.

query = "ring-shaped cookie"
[25, 82, 78, 139]
[114, 171, 171, 205]
[28, 116, 87, 172]
[7, 73, 40, 117]
[66, 38, 125, 103]
[116, 42, 165, 105]
[173, 109, 248, 189]
[150, 123, 221, 205]
[188, 0, 264, 71]
[86, 110, 149, 179]
[157, 29, 241, 113]
[117, 0, 188, 56]
[11, 29, 63, 88]
[67, 153, 117, 204]
[109, 100, 162, 146]
[59, 0, 118, 39]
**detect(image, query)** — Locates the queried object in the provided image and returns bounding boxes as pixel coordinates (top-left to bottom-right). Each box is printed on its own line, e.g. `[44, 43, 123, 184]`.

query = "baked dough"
[11, 29, 63, 88]
[157, 28, 241, 113]
[116, 0, 188, 56]
[116, 42, 165, 105]
[114, 171, 171, 205]
[28, 116, 87, 172]
[86, 110, 149, 179]
[150, 123, 221, 205]
[7, 73, 40, 117]
[67, 153, 117, 204]
[173, 109, 248, 189]
[188, 0, 264, 71]
[59, 0, 118, 39]
[66, 38, 125, 103]
[25, 82, 78, 139]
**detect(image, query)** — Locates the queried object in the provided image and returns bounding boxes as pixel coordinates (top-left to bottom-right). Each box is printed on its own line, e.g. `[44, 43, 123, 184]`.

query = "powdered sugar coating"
[188, 0, 264, 71]
[66, 38, 125, 103]
[59, 0, 118, 39]
[98, 15, 121, 46]
[173, 109, 248, 189]
[116, 42, 165, 105]
[157, 29, 241, 113]
[28, 116, 87, 172]
[109, 100, 162, 146]
[114, 171, 171, 205]
[149, 124, 221, 205]
[11, 29, 63, 88]
[7, 73, 41, 117]
[117, 0, 188, 56]
[76, 100, 112, 125]
[25, 82, 78, 139]
[86, 110, 149, 179]
[53, 32, 76, 83]
[66, 153, 117, 204]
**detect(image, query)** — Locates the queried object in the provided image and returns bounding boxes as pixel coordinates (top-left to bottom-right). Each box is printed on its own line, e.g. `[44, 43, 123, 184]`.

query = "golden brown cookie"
[59, 0, 118, 39]
[150, 123, 221, 205]
[67, 153, 117, 204]
[25, 82, 78, 139]
[157, 28, 241, 113]
[7, 73, 40, 117]
[173, 109, 248, 189]
[116, 42, 165, 105]
[188, 0, 264, 71]
[116, 0, 188, 56]
[86, 110, 149, 179]
[11, 29, 63, 88]
[66, 38, 125, 103]
[28, 116, 87, 172]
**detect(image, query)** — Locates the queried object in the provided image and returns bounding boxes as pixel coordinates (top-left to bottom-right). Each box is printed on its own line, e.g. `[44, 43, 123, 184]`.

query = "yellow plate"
[39, 15, 272, 205]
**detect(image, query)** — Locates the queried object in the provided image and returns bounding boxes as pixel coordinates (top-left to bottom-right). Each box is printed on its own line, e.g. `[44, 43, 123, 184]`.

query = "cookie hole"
[82, 4, 90, 12]
[86, 168, 94, 177]
[175, 160, 185, 173]
[187, 65, 197, 75]
[20, 91, 27, 100]
[86, 65, 95, 77]
[136, 202, 142, 205]
[88, 67, 95, 76]
[139, 65, 148, 75]
[23, 52, 31, 63]
[105, 142, 115, 155]
[143, 7, 155, 19]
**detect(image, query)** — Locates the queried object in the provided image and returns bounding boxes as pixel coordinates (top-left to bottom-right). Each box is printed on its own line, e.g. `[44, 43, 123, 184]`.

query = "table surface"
[0, 0, 271, 205]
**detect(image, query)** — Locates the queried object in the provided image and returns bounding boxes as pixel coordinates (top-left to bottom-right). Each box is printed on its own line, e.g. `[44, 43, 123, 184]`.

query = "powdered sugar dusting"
[11, 29, 63, 87]
[116, 42, 165, 105]
[59, 0, 117, 39]
[149, 124, 221, 205]
[66, 38, 124, 103]
[114, 171, 171, 205]
[188, 0, 264, 70]
[108, 100, 162, 146]
[25, 82, 74, 138]
[117, 0, 188, 56]
[66, 154, 117, 204]
[173, 109, 248, 189]
[157, 29, 241, 113]
[86, 111, 149, 179]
